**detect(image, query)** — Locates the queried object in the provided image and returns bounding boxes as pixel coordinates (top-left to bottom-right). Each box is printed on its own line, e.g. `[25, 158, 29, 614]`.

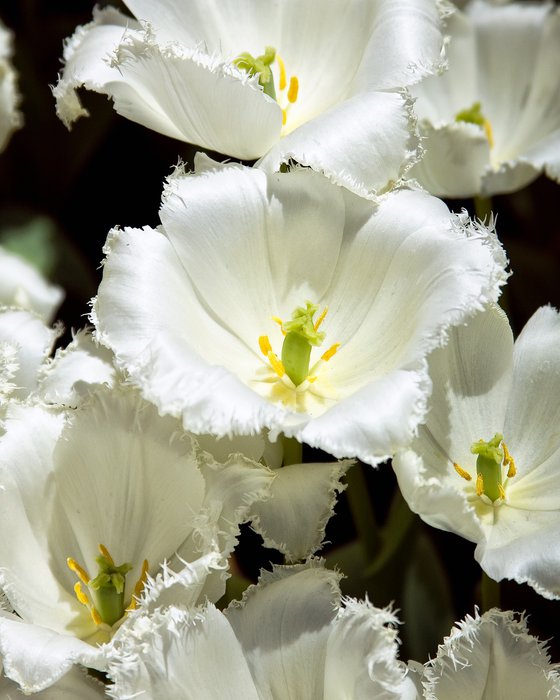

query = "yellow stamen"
[321, 343, 340, 362]
[476, 473, 484, 497]
[502, 441, 516, 478]
[453, 463, 472, 481]
[498, 483, 506, 500]
[74, 581, 90, 607]
[268, 351, 285, 378]
[277, 54, 287, 91]
[127, 559, 149, 612]
[259, 335, 272, 356]
[73, 582, 103, 627]
[98, 543, 114, 566]
[483, 119, 494, 149]
[90, 607, 103, 626]
[282, 109, 287, 126]
[272, 316, 286, 335]
[67, 557, 90, 585]
[314, 306, 328, 331]
[287, 76, 299, 104]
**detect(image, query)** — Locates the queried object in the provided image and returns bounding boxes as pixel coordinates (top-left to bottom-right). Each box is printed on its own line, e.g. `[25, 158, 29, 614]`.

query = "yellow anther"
[259, 335, 272, 356]
[307, 375, 317, 383]
[127, 559, 149, 612]
[272, 316, 286, 335]
[502, 441, 516, 478]
[67, 557, 90, 585]
[476, 473, 484, 497]
[321, 343, 340, 362]
[453, 463, 472, 481]
[74, 581, 90, 607]
[498, 483, 506, 500]
[287, 76, 299, 104]
[314, 306, 328, 331]
[483, 119, 494, 149]
[90, 607, 103, 626]
[282, 109, 287, 125]
[277, 54, 287, 91]
[268, 351, 285, 378]
[98, 543, 114, 566]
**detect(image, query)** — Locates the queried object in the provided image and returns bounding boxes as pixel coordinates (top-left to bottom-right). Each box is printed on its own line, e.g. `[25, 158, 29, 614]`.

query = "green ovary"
[281, 302, 325, 387]
[471, 432, 504, 503]
[89, 551, 132, 626]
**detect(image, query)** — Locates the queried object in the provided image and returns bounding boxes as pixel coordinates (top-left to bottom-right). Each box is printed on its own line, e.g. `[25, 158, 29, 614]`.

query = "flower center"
[258, 301, 340, 389]
[453, 432, 516, 504]
[67, 544, 148, 627]
[455, 101, 494, 148]
[233, 47, 299, 126]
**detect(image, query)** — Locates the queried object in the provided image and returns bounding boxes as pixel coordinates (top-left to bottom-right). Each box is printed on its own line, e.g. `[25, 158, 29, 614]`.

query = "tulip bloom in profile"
[410, 0, 560, 197]
[410, 609, 560, 698]
[53, 0, 447, 195]
[107, 561, 416, 699]
[394, 305, 560, 599]
[93, 157, 507, 465]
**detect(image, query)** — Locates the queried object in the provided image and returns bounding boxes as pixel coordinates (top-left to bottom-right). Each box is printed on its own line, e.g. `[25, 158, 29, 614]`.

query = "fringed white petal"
[225, 562, 341, 698]
[37, 328, 116, 407]
[54, 8, 281, 158]
[250, 459, 351, 561]
[108, 605, 259, 700]
[259, 90, 420, 198]
[422, 609, 560, 699]
[0, 614, 105, 694]
[325, 599, 413, 700]
[0, 247, 63, 321]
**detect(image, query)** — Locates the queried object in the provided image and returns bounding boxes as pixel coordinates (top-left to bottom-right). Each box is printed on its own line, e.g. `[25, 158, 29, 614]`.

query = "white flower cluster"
[0, 0, 559, 696]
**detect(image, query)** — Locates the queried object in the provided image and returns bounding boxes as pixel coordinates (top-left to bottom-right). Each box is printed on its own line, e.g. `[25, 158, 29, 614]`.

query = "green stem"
[282, 436, 303, 466]
[481, 572, 501, 611]
[364, 488, 416, 577]
[346, 463, 382, 560]
[474, 195, 493, 223]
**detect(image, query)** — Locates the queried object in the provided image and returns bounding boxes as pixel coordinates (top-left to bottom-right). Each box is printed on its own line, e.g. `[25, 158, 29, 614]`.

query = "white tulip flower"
[93, 157, 507, 465]
[410, 0, 560, 197]
[107, 561, 416, 699]
[394, 305, 560, 598]
[0, 386, 273, 692]
[411, 609, 560, 699]
[53, 0, 447, 195]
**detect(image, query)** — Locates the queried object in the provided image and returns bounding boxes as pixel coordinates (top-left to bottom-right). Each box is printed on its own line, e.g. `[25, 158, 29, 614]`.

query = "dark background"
[1, 0, 560, 665]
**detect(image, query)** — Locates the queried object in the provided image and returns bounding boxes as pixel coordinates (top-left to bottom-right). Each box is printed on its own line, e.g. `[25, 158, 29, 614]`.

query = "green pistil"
[233, 46, 277, 99]
[455, 101, 486, 127]
[471, 432, 504, 503]
[281, 302, 325, 387]
[89, 552, 132, 626]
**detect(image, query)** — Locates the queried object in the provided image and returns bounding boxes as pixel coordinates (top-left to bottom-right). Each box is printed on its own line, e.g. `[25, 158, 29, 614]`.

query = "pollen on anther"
[259, 335, 272, 356]
[287, 76, 299, 103]
[67, 557, 90, 585]
[98, 543, 114, 565]
[502, 441, 516, 478]
[476, 473, 484, 497]
[498, 483, 506, 500]
[74, 582, 90, 607]
[268, 352, 285, 378]
[453, 463, 472, 481]
[321, 343, 340, 362]
[277, 55, 287, 91]
[314, 306, 328, 331]
[127, 559, 149, 612]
